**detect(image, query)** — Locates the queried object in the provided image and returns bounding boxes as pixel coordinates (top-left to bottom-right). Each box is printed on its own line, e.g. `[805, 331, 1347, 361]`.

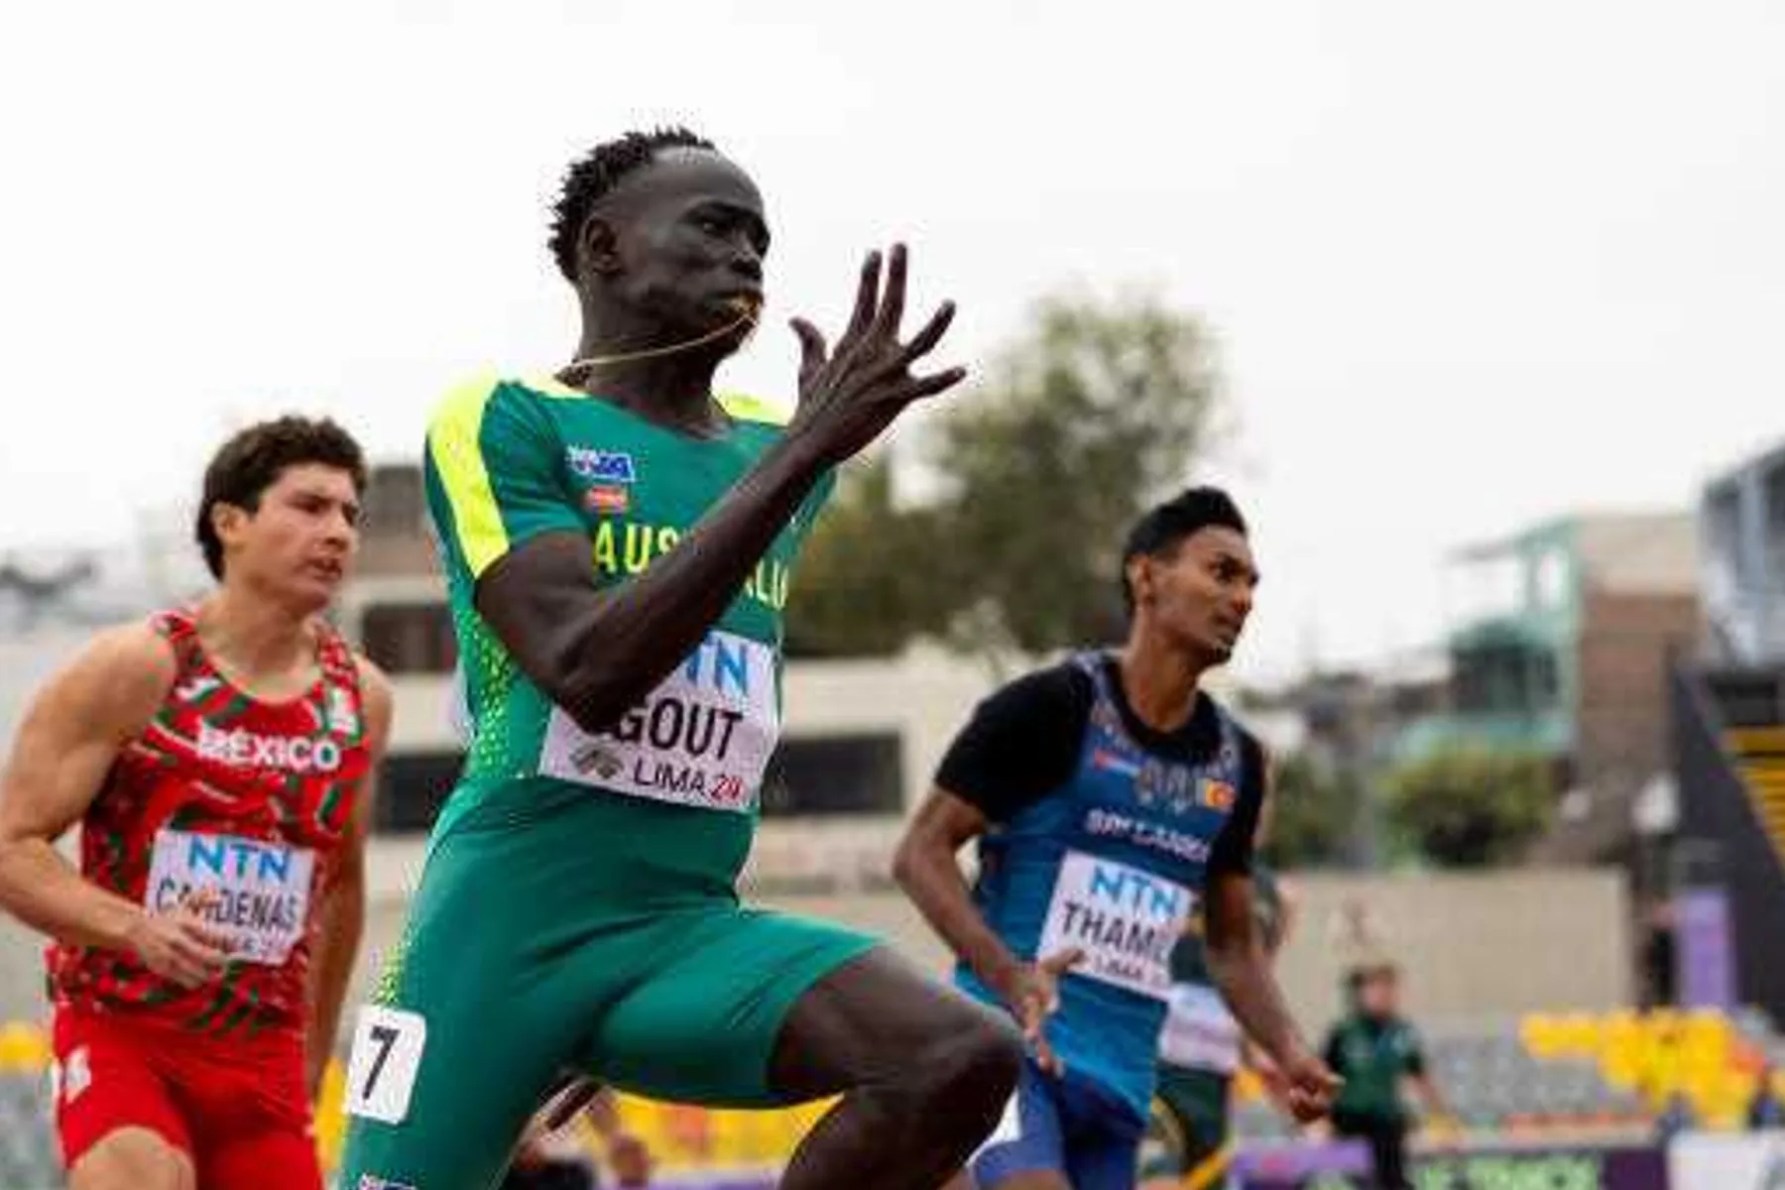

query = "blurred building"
[1671, 444, 1785, 1029]
[1702, 442, 1785, 666]
[1390, 513, 1699, 865]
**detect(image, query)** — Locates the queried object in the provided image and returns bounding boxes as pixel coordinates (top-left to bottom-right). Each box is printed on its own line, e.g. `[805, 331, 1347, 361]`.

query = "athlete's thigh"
[766, 941, 1017, 1101]
[52, 1010, 193, 1183]
[1065, 1130, 1145, 1190]
[336, 835, 595, 1190]
[198, 1125, 321, 1190]
[68, 1129, 194, 1190]
[580, 905, 877, 1107]
[1058, 1068, 1147, 1190]
[970, 1059, 1070, 1190]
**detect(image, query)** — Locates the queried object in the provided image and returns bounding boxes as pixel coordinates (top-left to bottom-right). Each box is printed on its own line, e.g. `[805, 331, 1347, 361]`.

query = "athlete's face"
[213, 464, 361, 610]
[1360, 971, 1400, 1017]
[586, 149, 769, 343]
[1129, 527, 1258, 666]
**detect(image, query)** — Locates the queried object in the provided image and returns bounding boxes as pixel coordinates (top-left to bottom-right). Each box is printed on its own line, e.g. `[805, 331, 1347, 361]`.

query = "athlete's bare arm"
[478, 247, 964, 736]
[1203, 869, 1337, 1121]
[306, 655, 393, 1097]
[894, 788, 1083, 1075]
[0, 623, 228, 987]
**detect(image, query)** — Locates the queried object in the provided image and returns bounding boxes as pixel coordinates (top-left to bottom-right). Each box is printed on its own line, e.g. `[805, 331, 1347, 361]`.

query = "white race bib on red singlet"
[144, 830, 314, 965]
[539, 630, 778, 814]
[1037, 850, 1193, 1000]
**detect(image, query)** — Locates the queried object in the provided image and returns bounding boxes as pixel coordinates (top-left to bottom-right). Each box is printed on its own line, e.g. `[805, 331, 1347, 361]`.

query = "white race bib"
[1160, 982, 1243, 1072]
[144, 830, 314, 965]
[540, 630, 778, 814]
[345, 1006, 428, 1125]
[1037, 851, 1193, 1000]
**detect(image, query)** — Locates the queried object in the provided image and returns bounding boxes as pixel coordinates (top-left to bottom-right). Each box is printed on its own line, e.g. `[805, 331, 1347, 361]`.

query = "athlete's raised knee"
[69, 1128, 194, 1190]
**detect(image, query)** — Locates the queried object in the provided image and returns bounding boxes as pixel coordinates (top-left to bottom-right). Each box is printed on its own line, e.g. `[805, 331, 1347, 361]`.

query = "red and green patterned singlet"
[47, 607, 369, 1037]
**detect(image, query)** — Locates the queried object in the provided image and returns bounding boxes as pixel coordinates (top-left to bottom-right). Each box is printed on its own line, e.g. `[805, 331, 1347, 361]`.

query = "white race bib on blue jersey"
[539, 630, 778, 814]
[1037, 850, 1193, 1000]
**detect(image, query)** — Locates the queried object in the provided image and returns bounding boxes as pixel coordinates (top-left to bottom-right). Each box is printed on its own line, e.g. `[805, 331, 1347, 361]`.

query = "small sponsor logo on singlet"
[1199, 778, 1236, 810]
[357, 1177, 420, 1190]
[327, 685, 360, 735]
[565, 445, 637, 484]
[585, 484, 630, 515]
[1134, 758, 1219, 816]
[1091, 747, 1141, 777]
[570, 744, 626, 780]
[197, 722, 342, 773]
[174, 674, 222, 704]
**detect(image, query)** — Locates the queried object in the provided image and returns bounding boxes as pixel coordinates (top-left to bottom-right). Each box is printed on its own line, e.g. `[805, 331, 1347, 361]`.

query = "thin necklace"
[561, 304, 759, 378]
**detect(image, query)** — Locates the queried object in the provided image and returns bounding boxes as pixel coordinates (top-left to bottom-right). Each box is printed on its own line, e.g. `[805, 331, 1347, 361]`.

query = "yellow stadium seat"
[0, 1020, 51, 1074]
[1520, 1014, 1565, 1059]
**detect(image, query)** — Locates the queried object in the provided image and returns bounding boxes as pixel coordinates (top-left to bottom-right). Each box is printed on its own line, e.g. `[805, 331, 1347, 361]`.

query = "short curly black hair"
[1120, 486, 1248, 612]
[194, 416, 366, 580]
[547, 126, 717, 282]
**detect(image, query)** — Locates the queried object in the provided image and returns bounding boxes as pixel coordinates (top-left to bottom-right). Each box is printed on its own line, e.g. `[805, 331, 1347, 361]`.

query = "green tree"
[933, 291, 1222, 656]
[784, 458, 949, 658]
[787, 289, 1222, 660]
[1262, 753, 1364, 869]
[1384, 747, 1553, 867]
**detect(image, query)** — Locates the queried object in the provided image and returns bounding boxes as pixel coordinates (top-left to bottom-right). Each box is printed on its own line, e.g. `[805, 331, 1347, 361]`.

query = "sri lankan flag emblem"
[1200, 778, 1236, 811]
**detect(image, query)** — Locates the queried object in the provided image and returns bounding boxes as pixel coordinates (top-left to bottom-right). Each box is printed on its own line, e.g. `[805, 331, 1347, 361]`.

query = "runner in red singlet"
[0, 416, 392, 1190]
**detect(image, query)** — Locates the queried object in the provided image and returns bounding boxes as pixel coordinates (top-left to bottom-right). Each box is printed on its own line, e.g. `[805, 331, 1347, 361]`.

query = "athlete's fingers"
[1038, 947, 1086, 977]
[883, 366, 969, 407]
[177, 919, 232, 959]
[869, 243, 908, 343]
[163, 949, 213, 988]
[1032, 1033, 1065, 1078]
[177, 885, 220, 915]
[842, 251, 883, 345]
[173, 924, 230, 969]
[888, 300, 956, 372]
[789, 318, 828, 386]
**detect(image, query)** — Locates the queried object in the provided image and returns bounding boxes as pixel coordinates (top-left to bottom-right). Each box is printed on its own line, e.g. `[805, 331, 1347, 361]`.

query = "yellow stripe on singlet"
[426, 376, 510, 579]
[717, 391, 791, 426]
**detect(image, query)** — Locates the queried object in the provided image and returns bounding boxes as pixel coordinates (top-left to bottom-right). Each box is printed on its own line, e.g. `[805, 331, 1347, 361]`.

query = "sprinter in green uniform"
[337, 127, 1021, 1190]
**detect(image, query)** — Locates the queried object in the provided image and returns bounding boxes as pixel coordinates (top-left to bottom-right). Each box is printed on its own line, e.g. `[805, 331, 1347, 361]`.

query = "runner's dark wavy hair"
[195, 416, 367, 580]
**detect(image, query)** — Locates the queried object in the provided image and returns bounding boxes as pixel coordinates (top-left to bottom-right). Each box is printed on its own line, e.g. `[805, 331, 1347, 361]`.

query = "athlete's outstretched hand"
[126, 887, 229, 988]
[1278, 1045, 1343, 1123]
[996, 947, 1084, 1077]
[787, 244, 967, 466]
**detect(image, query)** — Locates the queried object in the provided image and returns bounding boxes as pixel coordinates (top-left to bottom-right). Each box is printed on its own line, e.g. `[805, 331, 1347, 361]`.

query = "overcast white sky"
[2, 0, 1780, 683]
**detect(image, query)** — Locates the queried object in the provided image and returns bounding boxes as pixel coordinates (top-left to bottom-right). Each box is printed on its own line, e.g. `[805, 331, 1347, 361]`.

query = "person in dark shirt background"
[1323, 963, 1447, 1190]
